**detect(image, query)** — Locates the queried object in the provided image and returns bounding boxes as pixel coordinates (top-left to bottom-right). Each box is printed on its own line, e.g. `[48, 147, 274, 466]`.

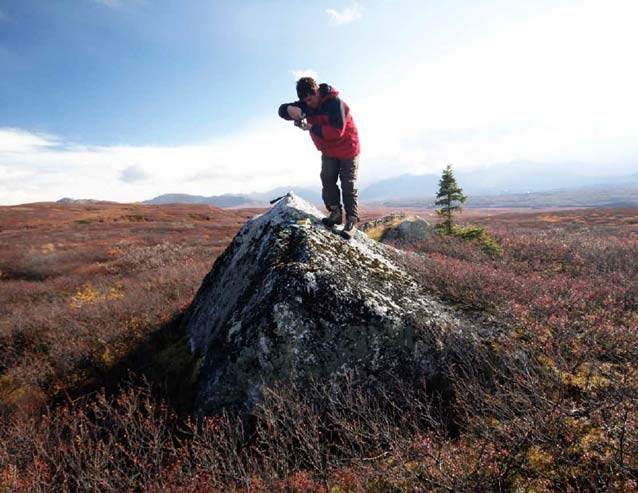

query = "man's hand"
[287, 105, 303, 120]
[300, 121, 312, 131]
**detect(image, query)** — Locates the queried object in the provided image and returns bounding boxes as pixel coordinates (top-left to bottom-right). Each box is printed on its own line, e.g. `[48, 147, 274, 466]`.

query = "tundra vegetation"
[434, 164, 502, 257]
[1, 203, 637, 492]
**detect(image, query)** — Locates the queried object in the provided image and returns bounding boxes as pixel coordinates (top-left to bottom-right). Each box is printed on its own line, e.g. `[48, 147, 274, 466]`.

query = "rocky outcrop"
[362, 213, 434, 242]
[182, 193, 481, 415]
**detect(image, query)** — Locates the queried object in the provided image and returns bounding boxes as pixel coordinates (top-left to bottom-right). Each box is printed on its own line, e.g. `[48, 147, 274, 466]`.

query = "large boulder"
[182, 193, 480, 415]
[362, 213, 434, 242]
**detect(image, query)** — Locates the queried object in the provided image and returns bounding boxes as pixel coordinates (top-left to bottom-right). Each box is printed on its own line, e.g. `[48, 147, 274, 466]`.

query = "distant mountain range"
[143, 187, 323, 208]
[59, 161, 638, 209]
[143, 193, 256, 208]
[383, 183, 638, 209]
[141, 183, 638, 210]
[361, 161, 638, 202]
[57, 197, 112, 204]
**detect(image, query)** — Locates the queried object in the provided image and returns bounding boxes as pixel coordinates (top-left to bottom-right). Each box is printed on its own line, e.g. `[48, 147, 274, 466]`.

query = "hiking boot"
[321, 206, 343, 227]
[341, 217, 358, 240]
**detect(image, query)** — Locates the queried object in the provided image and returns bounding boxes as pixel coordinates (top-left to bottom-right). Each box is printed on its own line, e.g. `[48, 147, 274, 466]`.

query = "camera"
[294, 112, 307, 129]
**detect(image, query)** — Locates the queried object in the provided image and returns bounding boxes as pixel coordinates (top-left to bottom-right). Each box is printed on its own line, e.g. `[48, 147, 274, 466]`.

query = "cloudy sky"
[1, 0, 637, 204]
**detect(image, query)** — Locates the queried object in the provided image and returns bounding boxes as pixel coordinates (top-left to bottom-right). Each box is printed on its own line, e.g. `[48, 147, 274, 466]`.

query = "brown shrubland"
[1, 203, 637, 491]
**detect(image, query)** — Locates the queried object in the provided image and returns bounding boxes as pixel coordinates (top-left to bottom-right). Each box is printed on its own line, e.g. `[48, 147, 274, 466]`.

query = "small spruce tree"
[435, 164, 467, 234]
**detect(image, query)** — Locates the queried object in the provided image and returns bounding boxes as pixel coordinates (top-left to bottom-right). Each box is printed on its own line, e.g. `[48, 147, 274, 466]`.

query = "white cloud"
[120, 165, 151, 183]
[93, 0, 123, 7]
[91, 0, 147, 9]
[326, 2, 363, 26]
[0, 128, 60, 153]
[0, 124, 319, 205]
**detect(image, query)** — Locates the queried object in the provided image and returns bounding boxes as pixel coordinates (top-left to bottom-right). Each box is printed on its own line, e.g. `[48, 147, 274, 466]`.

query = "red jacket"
[279, 84, 360, 160]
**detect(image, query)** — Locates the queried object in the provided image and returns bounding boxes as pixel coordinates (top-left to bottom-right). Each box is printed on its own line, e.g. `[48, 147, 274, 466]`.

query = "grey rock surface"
[182, 193, 480, 415]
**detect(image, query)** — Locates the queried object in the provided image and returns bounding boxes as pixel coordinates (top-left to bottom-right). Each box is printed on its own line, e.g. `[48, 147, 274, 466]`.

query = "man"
[278, 77, 360, 239]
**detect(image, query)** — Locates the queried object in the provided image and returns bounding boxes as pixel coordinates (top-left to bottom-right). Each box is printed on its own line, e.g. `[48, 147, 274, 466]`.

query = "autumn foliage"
[1, 203, 637, 491]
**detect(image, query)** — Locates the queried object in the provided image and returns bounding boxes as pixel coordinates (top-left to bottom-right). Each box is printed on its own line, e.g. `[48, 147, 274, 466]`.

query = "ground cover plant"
[0, 202, 256, 415]
[1, 203, 637, 491]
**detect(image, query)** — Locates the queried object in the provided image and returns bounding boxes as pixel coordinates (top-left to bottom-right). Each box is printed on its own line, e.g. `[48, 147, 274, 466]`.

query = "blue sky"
[1, 0, 637, 204]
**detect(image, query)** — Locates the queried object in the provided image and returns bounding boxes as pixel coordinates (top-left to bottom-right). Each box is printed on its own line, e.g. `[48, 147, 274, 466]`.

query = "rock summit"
[183, 192, 478, 415]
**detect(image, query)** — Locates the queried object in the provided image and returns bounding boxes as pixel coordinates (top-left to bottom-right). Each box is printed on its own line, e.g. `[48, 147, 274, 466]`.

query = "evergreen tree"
[435, 164, 467, 234]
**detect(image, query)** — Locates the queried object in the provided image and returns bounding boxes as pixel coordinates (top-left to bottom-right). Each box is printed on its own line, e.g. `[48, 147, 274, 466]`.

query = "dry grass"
[0, 202, 257, 416]
[1, 202, 637, 491]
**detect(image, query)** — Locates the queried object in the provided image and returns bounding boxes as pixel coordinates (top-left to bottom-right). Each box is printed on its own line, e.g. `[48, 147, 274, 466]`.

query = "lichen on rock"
[182, 192, 479, 415]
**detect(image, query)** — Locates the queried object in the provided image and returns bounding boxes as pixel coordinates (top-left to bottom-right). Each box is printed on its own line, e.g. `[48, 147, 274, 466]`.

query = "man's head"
[296, 77, 321, 109]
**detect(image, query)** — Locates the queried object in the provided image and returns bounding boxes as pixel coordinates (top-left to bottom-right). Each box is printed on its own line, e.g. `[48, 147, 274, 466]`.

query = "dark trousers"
[320, 154, 359, 220]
